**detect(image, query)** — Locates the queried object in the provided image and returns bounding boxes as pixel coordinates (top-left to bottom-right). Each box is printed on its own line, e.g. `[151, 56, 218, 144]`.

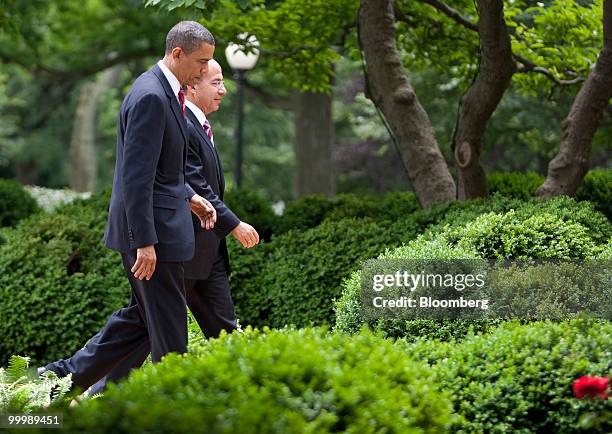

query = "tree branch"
[415, 0, 585, 85]
[419, 0, 478, 31]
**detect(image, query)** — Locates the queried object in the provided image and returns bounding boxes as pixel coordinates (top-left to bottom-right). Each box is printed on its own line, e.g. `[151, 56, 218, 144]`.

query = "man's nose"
[218, 86, 226, 96]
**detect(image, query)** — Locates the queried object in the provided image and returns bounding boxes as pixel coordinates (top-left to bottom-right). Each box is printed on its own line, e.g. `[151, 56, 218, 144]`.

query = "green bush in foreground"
[0, 355, 71, 413]
[404, 319, 612, 433]
[0, 179, 40, 227]
[49, 328, 455, 434]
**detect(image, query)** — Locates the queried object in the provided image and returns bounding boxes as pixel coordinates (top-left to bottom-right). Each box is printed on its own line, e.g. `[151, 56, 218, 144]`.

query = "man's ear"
[171, 47, 183, 60]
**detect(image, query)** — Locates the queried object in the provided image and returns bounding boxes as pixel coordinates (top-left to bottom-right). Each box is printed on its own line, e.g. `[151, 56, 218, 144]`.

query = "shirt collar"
[157, 60, 182, 102]
[185, 100, 208, 129]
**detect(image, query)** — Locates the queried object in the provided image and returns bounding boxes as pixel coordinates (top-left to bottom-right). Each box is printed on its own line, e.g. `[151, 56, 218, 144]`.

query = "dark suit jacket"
[104, 64, 195, 262]
[183, 107, 240, 280]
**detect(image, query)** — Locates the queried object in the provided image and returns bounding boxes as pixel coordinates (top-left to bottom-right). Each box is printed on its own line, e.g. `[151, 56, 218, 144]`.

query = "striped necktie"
[202, 118, 215, 146]
[177, 88, 186, 117]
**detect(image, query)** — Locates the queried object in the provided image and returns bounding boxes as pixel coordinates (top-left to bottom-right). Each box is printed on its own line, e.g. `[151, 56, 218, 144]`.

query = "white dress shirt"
[157, 60, 182, 104]
[185, 100, 214, 147]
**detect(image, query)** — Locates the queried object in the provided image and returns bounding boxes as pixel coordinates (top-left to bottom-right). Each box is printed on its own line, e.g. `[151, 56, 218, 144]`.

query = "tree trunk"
[69, 65, 122, 192]
[538, 0, 612, 197]
[294, 90, 336, 197]
[359, 0, 456, 207]
[453, 0, 515, 199]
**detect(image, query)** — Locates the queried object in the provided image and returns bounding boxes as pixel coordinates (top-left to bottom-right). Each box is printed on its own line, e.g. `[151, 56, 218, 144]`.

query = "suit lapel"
[152, 65, 188, 145]
[187, 109, 223, 189]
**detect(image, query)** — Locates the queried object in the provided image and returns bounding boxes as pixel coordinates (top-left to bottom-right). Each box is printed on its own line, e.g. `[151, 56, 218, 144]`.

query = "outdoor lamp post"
[225, 34, 259, 188]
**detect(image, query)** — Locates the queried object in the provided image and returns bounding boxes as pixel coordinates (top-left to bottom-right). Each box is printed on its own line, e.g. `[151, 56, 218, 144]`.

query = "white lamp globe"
[225, 34, 260, 71]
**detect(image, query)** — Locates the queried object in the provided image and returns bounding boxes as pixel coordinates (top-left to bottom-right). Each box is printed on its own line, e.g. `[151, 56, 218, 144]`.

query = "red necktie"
[178, 88, 186, 117]
[202, 119, 214, 146]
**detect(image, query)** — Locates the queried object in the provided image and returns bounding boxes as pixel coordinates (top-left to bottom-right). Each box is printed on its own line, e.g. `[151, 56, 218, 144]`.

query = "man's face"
[175, 42, 215, 86]
[192, 62, 226, 115]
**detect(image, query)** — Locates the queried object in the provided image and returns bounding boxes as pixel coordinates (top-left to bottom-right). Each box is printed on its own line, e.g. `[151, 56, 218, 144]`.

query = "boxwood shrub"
[487, 171, 545, 199]
[276, 191, 419, 235]
[333, 237, 502, 340]
[0, 189, 129, 366]
[0, 179, 41, 227]
[231, 217, 421, 328]
[446, 210, 598, 259]
[48, 328, 455, 434]
[404, 319, 612, 433]
[223, 187, 279, 241]
[334, 205, 606, 339]
[577, 168, 612, 220]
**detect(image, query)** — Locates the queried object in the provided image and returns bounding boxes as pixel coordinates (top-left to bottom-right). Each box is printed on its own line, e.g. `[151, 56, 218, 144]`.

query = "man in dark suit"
[39, 21, 217, 392]
[85, 59, 259, 395]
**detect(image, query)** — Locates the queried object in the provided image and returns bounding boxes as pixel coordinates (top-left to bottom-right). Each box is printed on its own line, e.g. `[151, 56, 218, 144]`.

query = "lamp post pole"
[225, 34, 259, 189]
[234, 69, 246, 187]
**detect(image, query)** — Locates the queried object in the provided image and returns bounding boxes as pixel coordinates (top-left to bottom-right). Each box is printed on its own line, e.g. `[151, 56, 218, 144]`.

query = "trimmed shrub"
[334, 204, 606, 339]
[0, 189, 128, 366]
[404, 319, 612, 433]
[487, 171, 545, 199]
[51, 328, 455, 433]
[0, 179, 40, 227]
[333, 237, 502, 340]
[276, 194, 333, 234]
[428, 195, 611, 245]
[577, 168, 612, 220]
[446, 210, 598, 259]
[223, 187, 279, 241]
[276, 191, 420, 235]
[231, 217, 421, 328]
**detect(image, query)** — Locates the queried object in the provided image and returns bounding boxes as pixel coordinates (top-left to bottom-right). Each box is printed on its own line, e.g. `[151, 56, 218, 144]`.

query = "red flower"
[572, 376, 609, 399]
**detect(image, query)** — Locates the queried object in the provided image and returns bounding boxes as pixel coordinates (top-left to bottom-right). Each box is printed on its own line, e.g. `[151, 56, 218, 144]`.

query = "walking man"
[39, 21, 217, 392]
[87, 59, 260, 395]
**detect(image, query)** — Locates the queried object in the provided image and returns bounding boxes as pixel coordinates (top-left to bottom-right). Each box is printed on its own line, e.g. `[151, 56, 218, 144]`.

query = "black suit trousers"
[86, 253, 237, 396]
[44, 251, 187, 391]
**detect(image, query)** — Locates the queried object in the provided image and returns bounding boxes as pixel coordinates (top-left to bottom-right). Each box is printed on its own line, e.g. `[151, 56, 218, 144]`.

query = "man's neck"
[161, 57, 181, 85]
[186, 98, 209, 116]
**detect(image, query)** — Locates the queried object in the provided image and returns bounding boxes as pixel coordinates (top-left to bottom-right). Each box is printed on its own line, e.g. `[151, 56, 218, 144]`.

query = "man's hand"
[231, 222, 260, 248]
[131, 245, 156, 280]
[190, 194, 216, 229]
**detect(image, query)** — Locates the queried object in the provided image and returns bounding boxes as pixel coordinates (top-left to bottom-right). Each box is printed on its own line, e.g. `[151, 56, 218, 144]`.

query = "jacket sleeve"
[121, 92, 166, 249]
[186, 124, 240, 238]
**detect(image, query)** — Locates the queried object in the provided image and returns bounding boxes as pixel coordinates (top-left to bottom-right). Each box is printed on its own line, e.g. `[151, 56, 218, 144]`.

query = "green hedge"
[0, 189, 129, 366]
[223, 187, 279, 241]
[334, 203, 608, 339]
[577, 168, 612, 220]
[405, 319, 612, 433]
[487, 171, 545, 199]
[276, 191, 419, 235]
[232, 195, 609, 329]
[46, 329, 455, 434]
[230, 217, 421, 328]
[427, 195, 611, 244]
[446, 210, 599, 259]
[0, 179, 40, 227]
[333, 237, 504, 341]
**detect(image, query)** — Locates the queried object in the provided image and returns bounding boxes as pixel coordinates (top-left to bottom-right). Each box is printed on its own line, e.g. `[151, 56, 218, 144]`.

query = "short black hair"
[165, 21, 215, 55]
